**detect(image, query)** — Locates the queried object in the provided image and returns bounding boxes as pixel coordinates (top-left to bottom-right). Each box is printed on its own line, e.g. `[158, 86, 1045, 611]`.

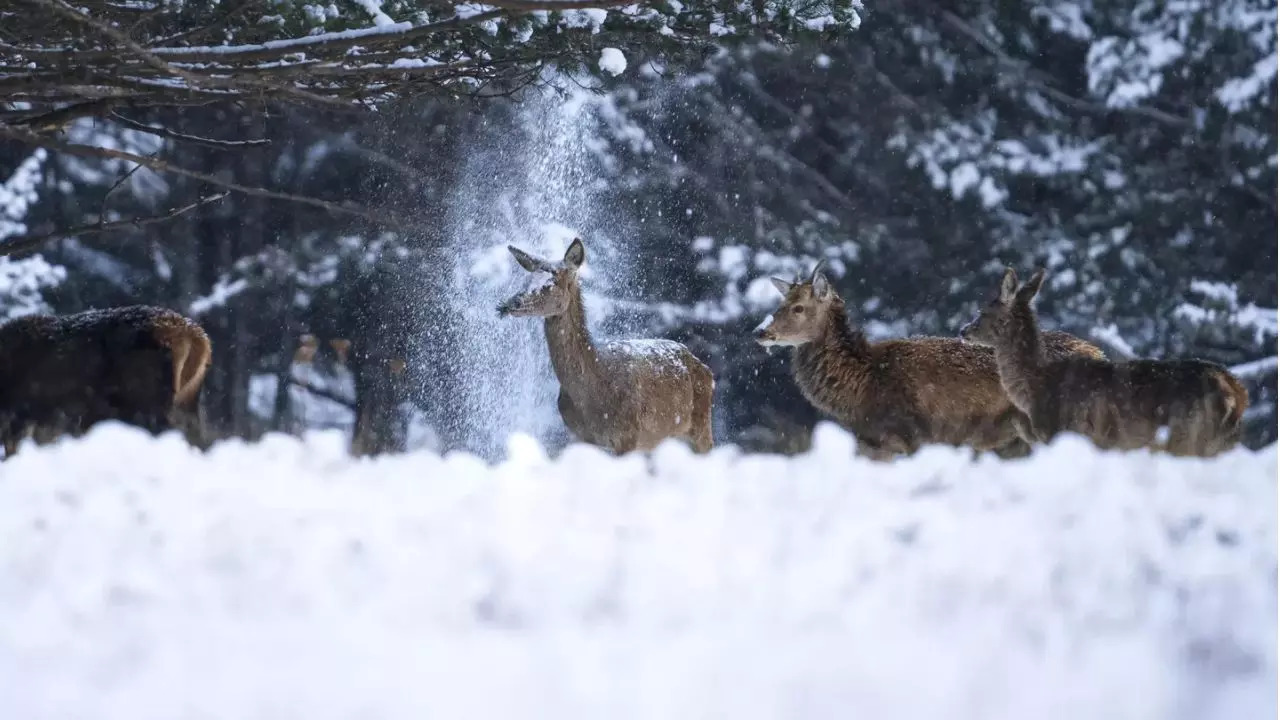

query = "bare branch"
[1, 192, 230, 257]
[0, 125, 412, 229]
[108, 111, 272, 150]
[480, 0, 645, 8]
[287, 377, 356, 410]
[150, 0, 254, 46]
[17, 0, 372, 109]
[12, 98, 118, 130]
[100, 157, 148, 219]
[142, 11, 508, 64]
[23, 0, 199, 85]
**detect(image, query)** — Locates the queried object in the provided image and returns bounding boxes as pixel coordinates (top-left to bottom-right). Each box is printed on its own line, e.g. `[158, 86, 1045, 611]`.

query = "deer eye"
[791, 305, 805, 314]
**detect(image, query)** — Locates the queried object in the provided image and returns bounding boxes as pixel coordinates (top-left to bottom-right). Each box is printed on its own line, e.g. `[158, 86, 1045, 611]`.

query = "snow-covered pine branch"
[1, 0, 865, 129]
[0, 150, 67, 319]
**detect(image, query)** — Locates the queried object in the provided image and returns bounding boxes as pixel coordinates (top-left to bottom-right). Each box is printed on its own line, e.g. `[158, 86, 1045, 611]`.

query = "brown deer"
[0, 305, 211, 457]
[959, 267, 1247, 457]
[497, 237, 715, 454]
[752, 262, 1106, 460]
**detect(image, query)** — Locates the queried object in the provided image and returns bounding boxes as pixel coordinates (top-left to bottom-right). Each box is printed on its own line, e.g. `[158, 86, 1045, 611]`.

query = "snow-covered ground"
[0, 423, 1274, 720]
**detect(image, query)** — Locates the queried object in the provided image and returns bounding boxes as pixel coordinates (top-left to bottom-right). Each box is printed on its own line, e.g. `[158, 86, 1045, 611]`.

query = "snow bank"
[0, 423, 1274, 720]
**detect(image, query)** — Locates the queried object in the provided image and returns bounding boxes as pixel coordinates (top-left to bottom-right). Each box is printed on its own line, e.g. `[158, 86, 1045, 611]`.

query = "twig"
[480, 0, 643, 8]
[13, 98, 118, 130]
[100, 158, 147, 219]
[0, 192, 230, 256]
[0, 125, 412, 229]
[20, 0, 363, 109]
[144, 11, 509, 64]
[1231, 356, 1278, 379]
[24, 0, 199, 86]
[287, 377, 356, 410]
[109, 111, 271, 149]
[149, 0, 254, 46]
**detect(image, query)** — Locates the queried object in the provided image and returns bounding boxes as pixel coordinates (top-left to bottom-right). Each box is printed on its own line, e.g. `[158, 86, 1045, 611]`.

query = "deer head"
[294, 334, 319, 365]
[959, 267, 1046, 346]
[329, 338, 351, 366]
[753, 259, 840, 347]
[497, 238, 586, 318]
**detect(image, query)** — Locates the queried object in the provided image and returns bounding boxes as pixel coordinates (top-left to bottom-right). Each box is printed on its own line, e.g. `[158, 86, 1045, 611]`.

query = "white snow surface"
[0, 423, 1274, 720]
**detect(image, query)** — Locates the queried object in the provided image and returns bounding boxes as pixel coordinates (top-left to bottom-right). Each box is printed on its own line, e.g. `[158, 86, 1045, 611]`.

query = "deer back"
[0, 306, 209, 447]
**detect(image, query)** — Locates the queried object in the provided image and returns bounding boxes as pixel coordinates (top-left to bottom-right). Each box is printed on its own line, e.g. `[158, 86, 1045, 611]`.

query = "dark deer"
[959, 267, 1247, 457]
[0, 305, 211, 457]
[292, 334, 409, 457]
[752, 262, 1105, 460]
[498, 237, 715, 454]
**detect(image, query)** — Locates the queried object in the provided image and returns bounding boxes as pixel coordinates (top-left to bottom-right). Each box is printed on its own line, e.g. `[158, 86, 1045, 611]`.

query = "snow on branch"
[0, 150, 66, 318]
[1232, 356, 1278, 380]
[1174, 279, 1278, 347]
[0, 150, 47, 244]
[0, 125, 413, 237]
[0, 0, 863, 128]
[0, 192, 231, 258]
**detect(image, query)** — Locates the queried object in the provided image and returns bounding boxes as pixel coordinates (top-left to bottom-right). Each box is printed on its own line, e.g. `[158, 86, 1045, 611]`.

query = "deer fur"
[959, 267, 1247, 457]
[497, 238, 715, 454]
[753, 262, 1105, 461]
[0, 305, 211, 457]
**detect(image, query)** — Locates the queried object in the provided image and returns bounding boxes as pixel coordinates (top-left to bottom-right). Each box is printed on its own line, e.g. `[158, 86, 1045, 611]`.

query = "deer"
[0, 305, 212, 457]
[959, 267, 1248, 457]
[291, 333, 409, 457]
[752, 261, 1107, 461]
[497, 237, 715, 454]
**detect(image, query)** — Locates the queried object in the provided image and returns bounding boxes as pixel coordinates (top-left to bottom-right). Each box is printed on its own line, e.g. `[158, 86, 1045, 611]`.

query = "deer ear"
[812, 269, 832, 300]
[769, 277, 792, 296]
[808, 258, 828, 285]
[508, 245, 542, 273]
[1017, 268, 1046, 303]
[563, 238, 585, 268]
[998, 267, 1018, 304]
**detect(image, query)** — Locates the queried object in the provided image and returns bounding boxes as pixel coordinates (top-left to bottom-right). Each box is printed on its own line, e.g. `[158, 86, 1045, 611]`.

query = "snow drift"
[0, 423, 1274, 720]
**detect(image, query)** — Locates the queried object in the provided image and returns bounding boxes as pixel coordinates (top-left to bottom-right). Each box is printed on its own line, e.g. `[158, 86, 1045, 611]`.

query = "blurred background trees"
[1, 0, 1273, 456]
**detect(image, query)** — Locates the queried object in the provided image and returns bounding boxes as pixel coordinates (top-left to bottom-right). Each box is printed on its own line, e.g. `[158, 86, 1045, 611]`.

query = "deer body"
[755, 263, 1104, 460]
[0, 305, 211, 456]
[961, 268, 1246, 457]
[500, 238, 714, 454]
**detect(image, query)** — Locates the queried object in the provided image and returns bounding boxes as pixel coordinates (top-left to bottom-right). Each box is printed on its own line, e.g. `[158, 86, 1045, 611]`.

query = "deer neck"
[794, 302, 872, 386]
[543, 286, 606, 399]
[993, 307, 1045, 414]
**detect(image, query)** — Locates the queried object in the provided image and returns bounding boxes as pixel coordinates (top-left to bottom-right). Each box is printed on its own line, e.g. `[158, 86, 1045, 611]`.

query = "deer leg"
[1025, 410, 1056, 446]
[555, 390, 594, 447]
[855, 433, 912, 462]
[1161, 407, 1204, 457]
[689, 384, 714, 454]
[1010, 413, 1038, 445]
[612, 436, 638, 456]
[855, 438, 898, 462]
[169, 404, 207, 450]
[991, 437, 1033, 460]
[4, 420, 33, 457]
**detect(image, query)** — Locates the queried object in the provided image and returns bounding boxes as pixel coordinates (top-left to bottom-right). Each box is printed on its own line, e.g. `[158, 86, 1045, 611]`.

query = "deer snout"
[753, 326, 781, 347]
[496, 298, 518, 317]
[958, 321, 975, 340]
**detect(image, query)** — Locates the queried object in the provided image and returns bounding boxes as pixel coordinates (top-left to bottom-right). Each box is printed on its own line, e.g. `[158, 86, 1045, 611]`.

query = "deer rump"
[793, 330, 1099, 457]
[558, 339, 714, 454]
[0, 306, 209, 447]
[1023, 356, 1246, 456]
